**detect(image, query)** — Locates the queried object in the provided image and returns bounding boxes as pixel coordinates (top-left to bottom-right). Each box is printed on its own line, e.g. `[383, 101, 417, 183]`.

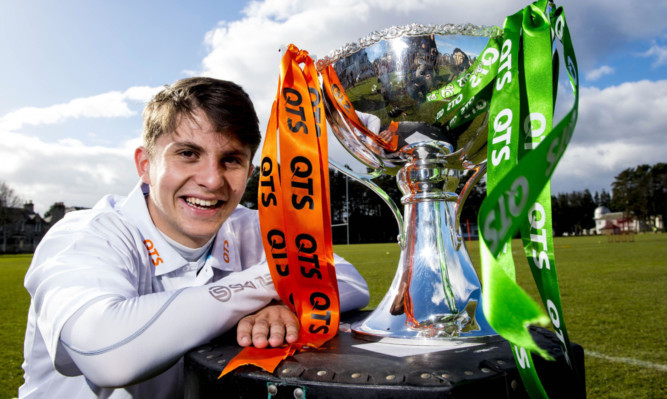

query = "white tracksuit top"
[19, 182, 369, 398]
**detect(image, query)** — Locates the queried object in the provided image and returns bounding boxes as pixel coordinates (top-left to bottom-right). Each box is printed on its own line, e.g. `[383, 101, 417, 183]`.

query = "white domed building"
[594, 206, 663, 235]
[594, 206, 635, 235]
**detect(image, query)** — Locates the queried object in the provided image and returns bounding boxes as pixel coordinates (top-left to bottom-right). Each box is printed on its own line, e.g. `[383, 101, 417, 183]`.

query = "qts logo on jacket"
[143, 239, 164, 266]
[222, 240, 230, 263]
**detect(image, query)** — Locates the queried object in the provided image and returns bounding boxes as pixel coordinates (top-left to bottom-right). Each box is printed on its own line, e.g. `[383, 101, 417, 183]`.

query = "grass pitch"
[334, 234, 667, 398]
[0, 254, 31, 399]
[1, 234, 665, 398]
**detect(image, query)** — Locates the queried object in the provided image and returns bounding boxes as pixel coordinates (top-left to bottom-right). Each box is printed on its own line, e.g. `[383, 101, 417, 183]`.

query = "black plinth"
[185, 312, 585, 398]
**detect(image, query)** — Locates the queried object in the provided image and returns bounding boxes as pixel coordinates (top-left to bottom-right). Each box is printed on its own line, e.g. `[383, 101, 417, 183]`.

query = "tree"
[457, 169, 486, 228]
[329, 168, 403, 244]
[628, 164, 651, 223]
[576, 189, 596, 233]
[551, 193, 574, 236]
[648, 163, 667, 227]
[44, 203, 60, 219]
[611, 168, 632, 214]
[1, 181, 24, 252]
[611, 163, 663, 225]
[550, 190, 596, 236]
[0, 181, 22, 209]
[597, 189, 612, 209]
[240, 167, 260, 209]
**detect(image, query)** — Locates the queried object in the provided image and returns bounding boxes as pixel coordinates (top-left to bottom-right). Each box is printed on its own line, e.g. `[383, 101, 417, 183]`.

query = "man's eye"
[179, 150, 196, 158]
[222, 157, 242, 166]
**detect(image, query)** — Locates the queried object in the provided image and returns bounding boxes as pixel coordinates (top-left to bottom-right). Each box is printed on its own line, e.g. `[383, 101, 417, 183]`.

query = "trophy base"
[184, 311, 586, 399]
[351, 320, 498, 347]
[351, 286, 498, 342]
[351, 327, 498, 347]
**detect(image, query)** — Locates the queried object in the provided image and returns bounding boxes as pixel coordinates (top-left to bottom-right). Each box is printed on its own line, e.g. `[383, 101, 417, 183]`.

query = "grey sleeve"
[59, 263, 278, 388]
[334, 254, 370, 312]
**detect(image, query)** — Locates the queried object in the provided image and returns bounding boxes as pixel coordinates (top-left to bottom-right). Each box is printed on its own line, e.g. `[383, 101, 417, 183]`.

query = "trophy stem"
[351, 142, 495, 343]
[435, 200, 459, 314]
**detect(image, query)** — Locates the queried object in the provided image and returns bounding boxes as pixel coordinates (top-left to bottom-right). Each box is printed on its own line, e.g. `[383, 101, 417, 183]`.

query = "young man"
[19, 77, 369, 398]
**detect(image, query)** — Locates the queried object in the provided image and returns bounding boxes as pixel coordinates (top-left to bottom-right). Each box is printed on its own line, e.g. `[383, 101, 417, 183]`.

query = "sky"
[1, 0, 665, 215]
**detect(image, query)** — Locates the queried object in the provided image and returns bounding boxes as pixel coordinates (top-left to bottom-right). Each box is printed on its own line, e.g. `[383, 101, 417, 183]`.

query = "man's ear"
[247, 164, 254, 180]
[134, 147, 151, 184]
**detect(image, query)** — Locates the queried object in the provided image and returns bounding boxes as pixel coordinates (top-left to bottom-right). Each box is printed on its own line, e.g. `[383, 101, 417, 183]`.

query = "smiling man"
[137, 107, 252, 248]
[19, 77, 369, 398]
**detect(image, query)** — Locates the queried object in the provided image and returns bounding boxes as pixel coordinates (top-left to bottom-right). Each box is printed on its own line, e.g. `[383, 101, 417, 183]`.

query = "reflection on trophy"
[317, 23, 500, 342]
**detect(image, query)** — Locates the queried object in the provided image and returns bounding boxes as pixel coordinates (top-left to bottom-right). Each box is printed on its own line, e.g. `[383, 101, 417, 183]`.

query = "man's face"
[135, 108, 253, 248]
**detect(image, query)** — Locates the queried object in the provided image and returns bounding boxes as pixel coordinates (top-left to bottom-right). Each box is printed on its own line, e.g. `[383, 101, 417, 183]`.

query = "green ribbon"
[429, 34, 502, 130]
[394, 1, 579, 395]
[478, 1, 580, 397]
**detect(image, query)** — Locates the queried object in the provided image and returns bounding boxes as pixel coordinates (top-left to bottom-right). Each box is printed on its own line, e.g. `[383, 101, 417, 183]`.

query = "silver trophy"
[317, 23, 501, 342]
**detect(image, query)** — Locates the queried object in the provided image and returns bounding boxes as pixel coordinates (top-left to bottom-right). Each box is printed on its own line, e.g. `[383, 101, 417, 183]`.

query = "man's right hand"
[378, 129, 394, 142]
[236, 302, 299, 348]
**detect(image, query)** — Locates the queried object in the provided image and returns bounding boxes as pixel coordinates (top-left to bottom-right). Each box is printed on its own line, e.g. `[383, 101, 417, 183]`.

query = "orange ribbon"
[320, 64, 399, 152]
[220, 44, 339, 377]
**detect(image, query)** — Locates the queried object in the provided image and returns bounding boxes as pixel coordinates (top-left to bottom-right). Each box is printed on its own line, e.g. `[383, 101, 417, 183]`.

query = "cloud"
[198, 0, 537, 126]
[585, 65, 614, 82]
[640, 42, 667, 67]
[0, 130, 139, 215]
[576, 80, 667, 144]
[0, 86, 161, 132]
[551, 80, 667, 193]
[123, 86, 163, 102]
[4, 0, 667, 214]
[197, 0, 556, 170]
[196, 0, 667, 124]
[560, 0, 667, 69]
[193, 0, 667, 193]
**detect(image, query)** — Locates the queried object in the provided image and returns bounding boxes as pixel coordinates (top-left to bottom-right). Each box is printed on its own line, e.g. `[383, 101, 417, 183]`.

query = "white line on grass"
[586, 351, 667, 372]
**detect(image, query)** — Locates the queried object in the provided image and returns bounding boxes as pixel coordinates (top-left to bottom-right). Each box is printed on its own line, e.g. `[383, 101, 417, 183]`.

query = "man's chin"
[183, 223, 224, 245]
[176, 208, 232, 245]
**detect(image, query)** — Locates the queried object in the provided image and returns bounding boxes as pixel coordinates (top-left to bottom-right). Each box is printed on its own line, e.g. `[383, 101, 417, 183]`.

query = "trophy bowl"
[317, 23, 502, 343]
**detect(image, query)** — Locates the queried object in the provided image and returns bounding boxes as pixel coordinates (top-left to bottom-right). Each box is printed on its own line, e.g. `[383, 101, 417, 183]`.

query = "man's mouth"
[183, 196, 223, 209]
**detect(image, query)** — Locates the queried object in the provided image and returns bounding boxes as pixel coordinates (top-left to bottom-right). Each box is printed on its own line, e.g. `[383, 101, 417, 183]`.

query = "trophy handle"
[329, 160, 406, 249]
[454, 163, 487, 250]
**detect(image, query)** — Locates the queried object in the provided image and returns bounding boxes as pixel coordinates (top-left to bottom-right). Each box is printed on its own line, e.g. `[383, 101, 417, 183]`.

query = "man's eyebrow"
[221, 148, 250, 157]
[172, 140, 250, 158]
[172, 141, 205, 152]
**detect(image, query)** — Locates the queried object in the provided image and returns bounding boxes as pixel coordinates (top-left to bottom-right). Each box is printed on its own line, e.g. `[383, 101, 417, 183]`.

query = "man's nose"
[196, 159, 225, 190]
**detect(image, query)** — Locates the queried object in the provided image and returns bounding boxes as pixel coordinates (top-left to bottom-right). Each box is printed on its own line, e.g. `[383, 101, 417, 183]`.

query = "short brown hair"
[142, 77, 261, 157]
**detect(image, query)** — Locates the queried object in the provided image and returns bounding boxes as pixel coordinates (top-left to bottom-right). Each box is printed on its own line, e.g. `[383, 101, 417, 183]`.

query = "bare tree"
[0, 181, 23, 208]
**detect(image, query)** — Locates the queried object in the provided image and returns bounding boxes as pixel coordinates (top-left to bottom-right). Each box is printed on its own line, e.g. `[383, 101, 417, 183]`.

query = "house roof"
[1, 206, 46, 225]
